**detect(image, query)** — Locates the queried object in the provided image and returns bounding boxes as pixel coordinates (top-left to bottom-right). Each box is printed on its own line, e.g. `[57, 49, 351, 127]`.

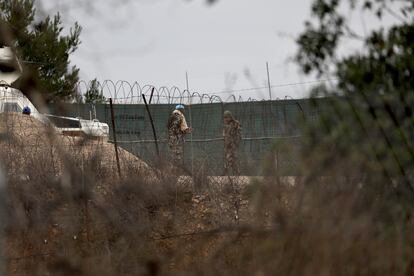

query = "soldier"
[167, 104, 192, 166]
[223, 110, 242, 175]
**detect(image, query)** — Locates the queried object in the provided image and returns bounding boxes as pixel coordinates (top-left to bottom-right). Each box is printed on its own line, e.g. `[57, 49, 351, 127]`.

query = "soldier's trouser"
[224, 149, 239, 176]
[169, 141, 184, 165]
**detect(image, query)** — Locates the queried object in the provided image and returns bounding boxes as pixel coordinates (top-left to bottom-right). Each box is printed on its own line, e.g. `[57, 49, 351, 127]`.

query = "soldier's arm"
[235, 123, 242, 144]
[182, 127, 192, 134]
[180, 115, 192, 134]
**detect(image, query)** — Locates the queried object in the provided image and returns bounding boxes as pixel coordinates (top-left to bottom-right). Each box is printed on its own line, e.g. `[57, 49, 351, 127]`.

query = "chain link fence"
[49, 81, 325, 175]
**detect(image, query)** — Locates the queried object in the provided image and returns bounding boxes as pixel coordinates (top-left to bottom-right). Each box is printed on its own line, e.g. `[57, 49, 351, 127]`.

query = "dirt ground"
[0, 113, 256, 275]
[0, 113, 150, 178]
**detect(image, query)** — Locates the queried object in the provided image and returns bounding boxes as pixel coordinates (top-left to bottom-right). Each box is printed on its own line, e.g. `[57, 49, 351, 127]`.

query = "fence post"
[283, 103, 288, 135]
[266, 62, 272, 100]
[109, 98, 122, 178]
[142, 91, 160, 159]
[186, 72, 194, 177]
[296, 101, 306, 122]
[149, 87, 155, 104]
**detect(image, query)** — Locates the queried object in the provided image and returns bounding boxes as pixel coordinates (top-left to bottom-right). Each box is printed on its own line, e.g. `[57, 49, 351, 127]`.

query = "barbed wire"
[76, 79, 334, 104]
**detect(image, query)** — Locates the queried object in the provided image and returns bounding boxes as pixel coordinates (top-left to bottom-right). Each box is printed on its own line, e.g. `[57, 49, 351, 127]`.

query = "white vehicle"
[45, 114, 109, 138]
[0, 46, 109, 139]
[0, 84, 49, 122]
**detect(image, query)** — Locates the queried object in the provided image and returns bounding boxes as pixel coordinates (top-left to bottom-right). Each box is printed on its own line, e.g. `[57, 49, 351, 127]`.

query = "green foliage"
[297, 0, 414, 201]
[0, 0, 82, 103]
[84, 79, 106, 104]
[296, 0, 414, 76]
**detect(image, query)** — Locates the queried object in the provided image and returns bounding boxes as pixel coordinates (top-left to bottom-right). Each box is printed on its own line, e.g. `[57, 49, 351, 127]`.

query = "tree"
[296, 0, 414, 202]
[84, 79, 106, 104]
[0, 0, 82, 103]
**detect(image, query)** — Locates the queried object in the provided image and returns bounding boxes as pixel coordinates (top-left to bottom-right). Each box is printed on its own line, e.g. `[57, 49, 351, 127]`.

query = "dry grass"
[1, 113, 414, 275]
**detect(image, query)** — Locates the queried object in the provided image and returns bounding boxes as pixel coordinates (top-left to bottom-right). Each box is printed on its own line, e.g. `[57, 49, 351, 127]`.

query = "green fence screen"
[49, 98, 324, 175]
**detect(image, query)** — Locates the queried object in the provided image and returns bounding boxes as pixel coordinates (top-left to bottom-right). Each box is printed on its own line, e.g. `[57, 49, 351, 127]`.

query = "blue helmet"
[22, 106, 31, 115]
[175, 104, 185, 110]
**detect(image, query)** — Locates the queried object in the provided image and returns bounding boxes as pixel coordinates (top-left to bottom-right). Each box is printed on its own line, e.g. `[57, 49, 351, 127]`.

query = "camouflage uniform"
[223, 114, 242, 175]
[168, 109, 189, 165]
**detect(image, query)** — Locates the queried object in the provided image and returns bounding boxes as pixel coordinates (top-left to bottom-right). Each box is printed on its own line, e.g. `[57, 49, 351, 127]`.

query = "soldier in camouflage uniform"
[223, 111, 242, 175]
[167, 104, 192, 166]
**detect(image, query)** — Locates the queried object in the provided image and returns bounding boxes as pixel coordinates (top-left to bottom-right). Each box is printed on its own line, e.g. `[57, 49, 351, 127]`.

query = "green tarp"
[49, 99, 323, 175]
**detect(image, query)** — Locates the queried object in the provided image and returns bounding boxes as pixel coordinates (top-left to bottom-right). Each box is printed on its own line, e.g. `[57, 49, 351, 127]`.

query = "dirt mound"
[2, 114, 256, 275]
[0, 113, 150, 177]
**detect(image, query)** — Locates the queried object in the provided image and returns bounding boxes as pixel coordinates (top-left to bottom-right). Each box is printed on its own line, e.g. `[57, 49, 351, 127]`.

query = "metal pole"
[266, 62, 272, 100]
[109, 98, 122, 178]
[149, 87, 155, 104]
[186, 72, 194, 177]
[142, 90, 160, 159]
[267, 62, 276, 137]
[296, 101, 306, 122]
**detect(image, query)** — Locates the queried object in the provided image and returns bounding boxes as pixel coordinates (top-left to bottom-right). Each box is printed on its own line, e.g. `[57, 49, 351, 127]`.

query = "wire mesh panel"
[48, 96, 319, 176]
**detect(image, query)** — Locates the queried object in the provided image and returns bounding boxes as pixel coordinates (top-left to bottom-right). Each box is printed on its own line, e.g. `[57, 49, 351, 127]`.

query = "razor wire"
[54, 79, 328, 175]
[77, 80, 271, 104]
[76, 79, 336, 104]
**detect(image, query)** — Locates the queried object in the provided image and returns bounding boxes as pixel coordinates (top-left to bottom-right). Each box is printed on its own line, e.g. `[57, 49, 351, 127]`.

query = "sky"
[40, 0, 400, 100]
